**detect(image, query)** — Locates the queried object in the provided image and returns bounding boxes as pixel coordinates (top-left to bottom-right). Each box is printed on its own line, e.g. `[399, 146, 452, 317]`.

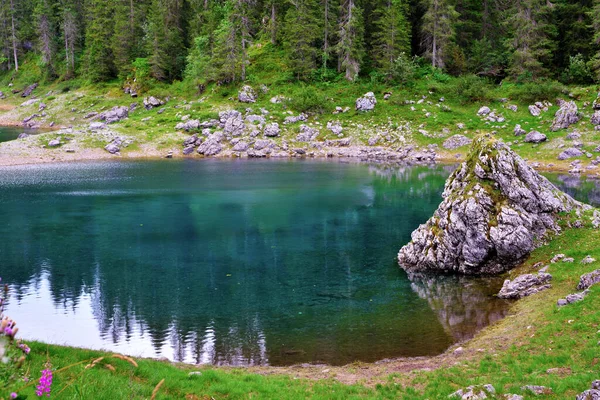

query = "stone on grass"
[577, 270, 600, 290]
[524, 131, 547, 144]
[443, 135, 472, 150]
[356, 92, 377, 112]
[558, 147, 584, 160]
[498, 272, 552, 299]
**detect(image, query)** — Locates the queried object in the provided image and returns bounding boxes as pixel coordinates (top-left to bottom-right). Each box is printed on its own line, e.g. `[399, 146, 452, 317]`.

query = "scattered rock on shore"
[551, 100, 580, 131]
[558, 147, 584, 160]
[524, 131, 547, 144]
[443, 135, 472, 150]
[21, 83, 38, 98]
[143, 96, 164, 110]
[99, 106, 129, 123]
[498, 272, 552, 299]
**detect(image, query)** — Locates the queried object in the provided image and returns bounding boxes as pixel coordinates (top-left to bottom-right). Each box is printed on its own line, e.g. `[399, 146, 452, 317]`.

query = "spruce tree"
[112, 0, 136, 78]
[373, 0, 410, 79]
[34, 0, 58, 77]
[208, 2, 241, 83]
[282, 0, 321, 80]
[60, 0, 79, 77]
[505, 0, 555, 80]
[337, 0, 365, 80]
[147, 0, 187, 81]
[421, 0, 459, 69]
[590, 0, 600, 80]
[83, 0, 116, 81]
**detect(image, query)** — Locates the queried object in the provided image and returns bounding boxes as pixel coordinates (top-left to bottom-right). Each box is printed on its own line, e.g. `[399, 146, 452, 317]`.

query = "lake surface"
[0, 159, 590, 366]
[0, 126, 41, 143]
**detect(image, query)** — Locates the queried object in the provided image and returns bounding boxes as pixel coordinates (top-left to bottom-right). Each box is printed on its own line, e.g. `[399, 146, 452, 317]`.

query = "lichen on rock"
[398, 135, 585, 275]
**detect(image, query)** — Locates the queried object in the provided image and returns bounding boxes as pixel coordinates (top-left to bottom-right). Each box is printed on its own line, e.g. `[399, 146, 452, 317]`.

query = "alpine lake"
[1, 158, 596, 366]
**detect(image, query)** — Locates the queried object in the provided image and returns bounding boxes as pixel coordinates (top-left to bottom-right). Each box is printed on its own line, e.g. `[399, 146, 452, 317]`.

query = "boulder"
[254, 139, 273, 151]
[21, 83, 38, 98]
[514, 124, 527, 136]
[232, 141, 250, 152]
[264, 123, 280, 137]
[238, 85, 257, 103]
[529, 105, 542, 117]
[143, 96, 164, 110]
[497, 272, 552, 299]
[20, 98, 39, 107]
[443, 135, 472, 150]
[558, 147, 584, 160]
[297, 125, 319, 142]
[356, 92, 377, 112]
[104, 143, 120, 154]
[99, 106, 129, 123]
[577, 269, 600, 290]
[576, 381, 600, 400]
[558, 290, 590, 306]
[197, 139, 222, 156]
[48, 139, 61, 147]
[219, 110, 245, 136]
[592, 111, 600, 126]
[327, 121, 343, 136]
[524, 130, 547, 144]
[593, 95, 600, 110]
[449, 384, 496, 399]
[398, 136, 583, 275]
[183, 146, 195, 155]
[551, 100, 580, 131]
[284, 114, 308, 124]
[17, 133, 29, 139]
[477, 106, 491, 116]
[89, 122, 106, 131]
[175, 120, 200, 132]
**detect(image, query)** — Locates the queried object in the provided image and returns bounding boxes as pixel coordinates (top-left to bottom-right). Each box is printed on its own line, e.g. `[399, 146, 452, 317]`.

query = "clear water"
[0, 126, 41, 143]
[0, 159, 521, 366]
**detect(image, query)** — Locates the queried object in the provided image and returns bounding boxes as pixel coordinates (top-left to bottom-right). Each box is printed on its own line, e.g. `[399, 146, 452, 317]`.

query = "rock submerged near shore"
[398, 136, 586, 275]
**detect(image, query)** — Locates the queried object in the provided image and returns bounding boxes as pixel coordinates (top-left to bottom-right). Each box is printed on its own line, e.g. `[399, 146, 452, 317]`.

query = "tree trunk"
[323, 0, 329, 69]
[10, 0, 17, 71]
[270, 3, 276, 44]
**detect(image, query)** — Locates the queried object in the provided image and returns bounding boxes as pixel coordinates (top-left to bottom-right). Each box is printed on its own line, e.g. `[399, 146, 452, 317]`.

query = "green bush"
[452, 75, 495, 104]
[507, 81, 566, 103]
[561, 54, 593, 84]
[391, 53, 417, 85]
[287, 85, 327, 113]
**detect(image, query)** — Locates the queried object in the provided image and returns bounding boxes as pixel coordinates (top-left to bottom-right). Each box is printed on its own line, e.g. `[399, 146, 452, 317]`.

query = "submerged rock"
[398, 136, 584, 275]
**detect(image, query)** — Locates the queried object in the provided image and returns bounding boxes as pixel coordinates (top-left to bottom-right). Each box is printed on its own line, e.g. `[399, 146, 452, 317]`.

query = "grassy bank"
[0, 67, 599, 172]
[4, 210, 600, 399]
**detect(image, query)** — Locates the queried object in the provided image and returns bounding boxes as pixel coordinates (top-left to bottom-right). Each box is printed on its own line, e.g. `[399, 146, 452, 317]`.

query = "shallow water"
[0, 126, 41, 143]
[3, 159, 587, 366]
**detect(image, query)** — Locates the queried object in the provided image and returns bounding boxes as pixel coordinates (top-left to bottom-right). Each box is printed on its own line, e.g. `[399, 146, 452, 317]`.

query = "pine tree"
[60, 0, 78, 77]
[373, 0, 410, 79]
[35, 0, 57, 77]
[208, 2, 241, 83]
[337, 0, 365, 80]
[112, 0, 136, 78]
[590, 0, 600, 80]
[232, 0, 254, 81]
[147, 0, 187, 81]
[83, 0, 116, 81]
[505, 0, 555, 80]
[421, 0, 459, 69]
[282, 0, 321, 79]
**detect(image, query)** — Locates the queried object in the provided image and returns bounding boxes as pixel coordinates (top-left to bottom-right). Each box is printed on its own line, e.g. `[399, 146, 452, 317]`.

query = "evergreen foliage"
[0, 0, 598, 84]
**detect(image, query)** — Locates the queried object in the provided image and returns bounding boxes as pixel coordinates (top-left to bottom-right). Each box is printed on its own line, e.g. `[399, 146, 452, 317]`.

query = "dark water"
[3, 159, 577, 366]
[0, 126, 41, 143]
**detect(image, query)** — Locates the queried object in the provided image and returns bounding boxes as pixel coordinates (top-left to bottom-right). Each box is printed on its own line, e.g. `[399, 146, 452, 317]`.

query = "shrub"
[452, 75, 495, 104]
[391, 53, 417, 85]
[561, 54, 593, 84]
[287, 86, 327, 113]
[507, 81, 566, 103]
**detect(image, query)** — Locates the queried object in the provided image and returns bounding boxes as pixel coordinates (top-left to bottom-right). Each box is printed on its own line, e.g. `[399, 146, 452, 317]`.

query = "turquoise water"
[0, 160, 513, 366]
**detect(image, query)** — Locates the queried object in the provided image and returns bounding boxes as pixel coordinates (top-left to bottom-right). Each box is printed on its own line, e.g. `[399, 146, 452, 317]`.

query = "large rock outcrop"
[398, 136, 584, 275]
